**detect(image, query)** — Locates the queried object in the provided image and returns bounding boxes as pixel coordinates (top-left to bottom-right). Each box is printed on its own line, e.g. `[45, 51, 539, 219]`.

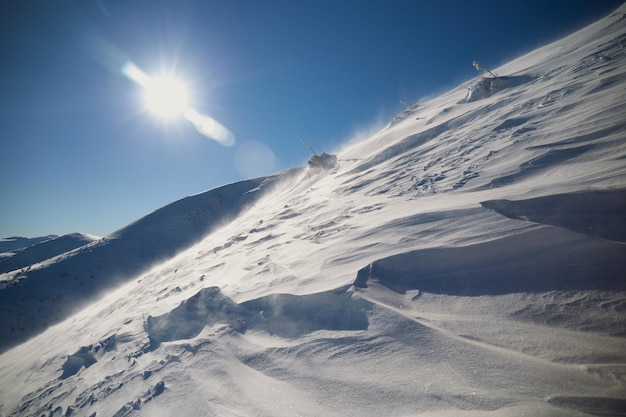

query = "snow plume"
[234, 140, 277, 178]
[338, 116, 388, 160]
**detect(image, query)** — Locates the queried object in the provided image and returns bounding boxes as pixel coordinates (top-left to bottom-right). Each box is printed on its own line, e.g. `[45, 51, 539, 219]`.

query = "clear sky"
[1, 0, 622, 238]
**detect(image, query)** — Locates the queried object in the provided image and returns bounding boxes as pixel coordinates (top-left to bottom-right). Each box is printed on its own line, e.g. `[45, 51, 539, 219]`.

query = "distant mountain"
[0, 233, 99, 274]
[1, 5, 625, 417]
[0, 235, 57, 254]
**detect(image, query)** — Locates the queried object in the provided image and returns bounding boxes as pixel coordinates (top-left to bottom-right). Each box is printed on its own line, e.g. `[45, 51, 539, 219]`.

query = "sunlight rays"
[115, 50, 235, 146]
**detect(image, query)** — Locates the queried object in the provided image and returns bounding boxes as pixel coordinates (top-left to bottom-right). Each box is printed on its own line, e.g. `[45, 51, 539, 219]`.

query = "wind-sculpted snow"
[145, 287, 244, 349]
[354, 226, 626, 296]
[482, 189, 626, 243]
[546, 396, 626, 416]
[480, 144, 595, 189]
[146, 286, 369, 349]
[60, 334, 117, 379]
[348, 118, 454, 174]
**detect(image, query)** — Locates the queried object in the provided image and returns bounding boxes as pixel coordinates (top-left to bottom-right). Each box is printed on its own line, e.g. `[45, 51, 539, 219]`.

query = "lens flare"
[119, 58, 235, 145]
[184, 109, 235, 147]
[121, 62, 151, 87]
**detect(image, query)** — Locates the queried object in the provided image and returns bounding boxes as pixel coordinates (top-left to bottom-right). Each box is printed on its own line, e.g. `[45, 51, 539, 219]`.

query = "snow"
[1, 5, 626, 416]
[0, 233, 99, 275]
[0, 235, 58, 259]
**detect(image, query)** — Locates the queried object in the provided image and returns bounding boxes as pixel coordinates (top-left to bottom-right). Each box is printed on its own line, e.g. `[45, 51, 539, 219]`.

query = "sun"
[143, 76, 189, 119]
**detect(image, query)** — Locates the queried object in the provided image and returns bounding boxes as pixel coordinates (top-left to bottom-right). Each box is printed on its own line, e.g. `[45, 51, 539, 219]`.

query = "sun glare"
[144, 76, 189, 119]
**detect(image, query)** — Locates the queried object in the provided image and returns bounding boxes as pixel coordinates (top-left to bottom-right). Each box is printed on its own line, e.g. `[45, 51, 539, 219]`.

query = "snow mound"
[146, 286, 369, 349]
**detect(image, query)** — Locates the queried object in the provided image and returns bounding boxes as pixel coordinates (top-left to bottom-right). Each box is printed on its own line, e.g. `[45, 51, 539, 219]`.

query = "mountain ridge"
[0, 233, 99, 274]
[0, 172, 293, 352]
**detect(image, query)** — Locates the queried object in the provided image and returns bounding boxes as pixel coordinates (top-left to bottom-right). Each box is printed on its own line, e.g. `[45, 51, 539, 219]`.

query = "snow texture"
[1, 5, 626, 417]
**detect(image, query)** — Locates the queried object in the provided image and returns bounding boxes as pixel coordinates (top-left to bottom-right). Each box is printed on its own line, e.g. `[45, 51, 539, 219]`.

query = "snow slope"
[0, 173, 290, 352]
[1, 5, 626, 417]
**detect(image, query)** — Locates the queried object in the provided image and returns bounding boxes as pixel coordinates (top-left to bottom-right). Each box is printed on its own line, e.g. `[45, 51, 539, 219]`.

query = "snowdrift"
[355, 226, 626, 295]
[482, 189, 626, 243]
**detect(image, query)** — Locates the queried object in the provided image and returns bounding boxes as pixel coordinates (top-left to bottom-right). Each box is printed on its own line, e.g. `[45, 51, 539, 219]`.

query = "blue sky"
[1, 0, 622, 238]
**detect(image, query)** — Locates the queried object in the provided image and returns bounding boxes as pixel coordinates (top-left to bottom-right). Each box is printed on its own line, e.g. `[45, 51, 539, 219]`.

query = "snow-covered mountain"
[0, 235, 58, 257]
[0, 175, 289, 352]
[0, 233, 99, 275]
[1, 5, 626, 417]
